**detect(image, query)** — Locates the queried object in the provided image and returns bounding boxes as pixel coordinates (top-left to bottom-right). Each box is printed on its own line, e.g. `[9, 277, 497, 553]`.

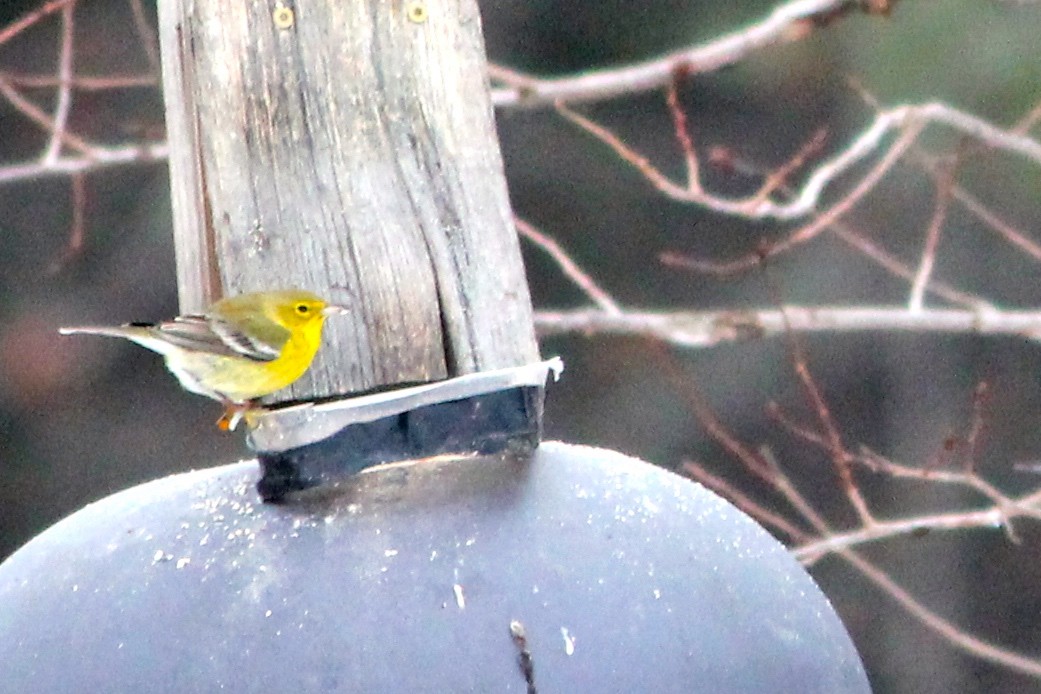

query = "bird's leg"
[216, 400, 254, 432]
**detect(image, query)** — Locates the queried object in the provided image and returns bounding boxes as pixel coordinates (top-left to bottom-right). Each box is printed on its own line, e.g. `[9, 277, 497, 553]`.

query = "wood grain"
[158, 0, 538, 401]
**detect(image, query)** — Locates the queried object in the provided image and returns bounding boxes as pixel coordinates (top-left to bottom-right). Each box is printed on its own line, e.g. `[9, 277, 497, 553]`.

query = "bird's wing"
[208, 314, 286, 360]
[147, 315, 285, 362]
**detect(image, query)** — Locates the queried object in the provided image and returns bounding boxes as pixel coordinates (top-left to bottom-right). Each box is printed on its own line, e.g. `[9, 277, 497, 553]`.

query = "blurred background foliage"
[2, 1, 1041, 692]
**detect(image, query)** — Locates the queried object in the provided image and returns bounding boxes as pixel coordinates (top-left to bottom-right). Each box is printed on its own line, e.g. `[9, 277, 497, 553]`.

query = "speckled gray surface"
[0, 442, 867, 692]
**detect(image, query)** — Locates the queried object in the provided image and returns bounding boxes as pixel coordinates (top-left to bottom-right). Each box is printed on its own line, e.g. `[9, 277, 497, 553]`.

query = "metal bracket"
[250, 358, 563, 501]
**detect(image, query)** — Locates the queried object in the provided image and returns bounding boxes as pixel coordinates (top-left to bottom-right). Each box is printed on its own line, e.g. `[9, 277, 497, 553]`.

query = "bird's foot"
[216, 401, 254, 432]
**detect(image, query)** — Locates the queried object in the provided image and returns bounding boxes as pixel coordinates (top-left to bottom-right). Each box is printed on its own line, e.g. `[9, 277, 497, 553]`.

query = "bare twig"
[773, 301, 874, 523]
[791, 487, 1041, 558]
[490, 0, 897, 108]
[127, 0, 160, 75]
[0, 0, 164, 190]
[650, 342, 776, 482]
[836, 547, 1041, 677]
[751, 128, 829, 206]
[0, 71, 157, 90]
[662, 118, 926, 274]
[48, 172, 86, 273]
[664, 80, 701, 189]
[909, 146, 1041, 264]
[827, 218, 992, 309]
[0, 143, 168, 184]
[908, 153, 958, 311]
[0, 72, 94, 155]
[683, 459, 812, 542]
[515, 217, 622, 314]
[42, 0, 76, 164]
[682, 353, 1041, 677]
[0, 0, 77, 47]
[856, 446, 1029, 520]
[560, 98, 1041, 243]
[670, 143, 993, 308]
[534, 306, 1041, 348]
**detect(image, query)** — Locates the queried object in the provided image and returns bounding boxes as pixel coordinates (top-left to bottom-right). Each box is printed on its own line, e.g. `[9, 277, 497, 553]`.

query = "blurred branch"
[0, 71, 157, 89]
[535, 306, 1041, 347]
[498, 50, 1041, 681]
[0, 0, 76, 45]
[907, 151, 958, 311]
[0, 143, 168, 184]
[516, 217, 622, 314]
[561, 85, 1041, 274]
[0, 71, 94, 155]
[561, 98, 1041, 222]
[793, 459, 1041, 557]
[910, 146, 1041, 265]
[0, 1, 166, 189]
[779, 304, 875, 522]
[42, 0, 75, 163]
[675, 334, 1041, 678]
[833, 544, 1041, 678]
[792, 508, 1011, 557]
[47, 172, 86, 273]
[127, 0, 160, 75]
[489, 0, 898, 108]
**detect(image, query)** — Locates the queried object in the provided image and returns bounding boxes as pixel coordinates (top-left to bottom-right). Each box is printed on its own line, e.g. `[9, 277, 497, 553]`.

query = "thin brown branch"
[766, 401, 830, 449]
[0, 71, 94, 155]
[750, 127, 829, 206]
[774, 301, 874, 523]
[664, 118, 926, 274]
[0, 71, 157, 91]
[0, 0, 77, 47]
[682, 459, 812, 543]
[127, 0, 160, 75]
[515, 217, 622, 314]
[923, 381, 993, 475]
[756, 445, 838, 544]
[649, 341, 775, 481]
[700, 383, 1041, 678]
[43, 0, 76, 163]
[964, 381, 991, 473]
[908, 152, 958, 310]
[664, 80, 701, 190]
[562, 98, 1041, 248]
[48, 172, 86, 273]
[955, 184, 1041, 263]
[905, 100, 1041, 264]
[689, 420, 1041, 678]
[857, 447, 1035, 523]
[554, 100, 688, 200]
[833, 548, 1041, 678]
[656, 342, 839, 547]
[682, 144, 992, 308]
[827, 217, 992, 309]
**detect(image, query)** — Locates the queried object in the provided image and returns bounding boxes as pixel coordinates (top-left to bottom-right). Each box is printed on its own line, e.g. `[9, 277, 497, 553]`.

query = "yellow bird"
[60, 289, 346, 430]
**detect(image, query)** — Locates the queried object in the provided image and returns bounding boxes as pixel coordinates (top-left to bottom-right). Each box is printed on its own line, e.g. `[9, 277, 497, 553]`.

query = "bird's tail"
[58, 324, 175, 356]
[58, 325, 151, 339]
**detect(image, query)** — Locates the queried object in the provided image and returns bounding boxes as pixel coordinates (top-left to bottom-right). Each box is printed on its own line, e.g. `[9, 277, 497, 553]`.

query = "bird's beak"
[322, 305, 348, 317]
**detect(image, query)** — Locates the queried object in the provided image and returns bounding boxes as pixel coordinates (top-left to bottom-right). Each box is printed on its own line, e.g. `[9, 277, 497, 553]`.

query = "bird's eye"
[295, 303, 310, 315]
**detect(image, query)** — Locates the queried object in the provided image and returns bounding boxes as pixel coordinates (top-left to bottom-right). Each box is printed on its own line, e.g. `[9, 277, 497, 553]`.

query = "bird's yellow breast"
[164, 321, 323, 402]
